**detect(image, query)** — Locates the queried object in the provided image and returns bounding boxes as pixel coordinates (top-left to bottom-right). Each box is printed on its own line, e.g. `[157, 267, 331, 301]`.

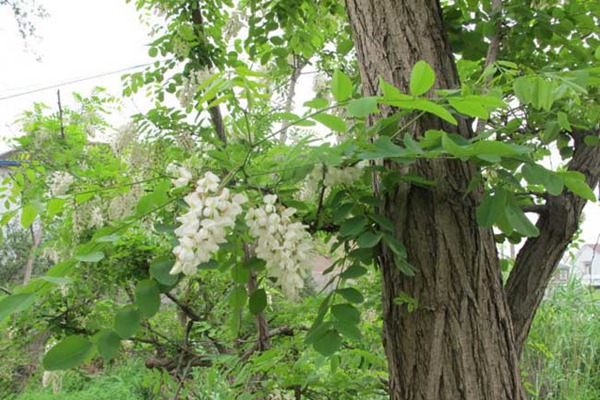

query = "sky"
[0, 0, 598, 246]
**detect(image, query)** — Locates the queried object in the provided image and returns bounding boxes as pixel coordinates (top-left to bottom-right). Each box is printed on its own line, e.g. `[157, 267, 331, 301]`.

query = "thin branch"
[476, 0, 504, 134]
[280, 56, 308, 143]
[57, 90, 65, 140]
[165, 292, 201, 321]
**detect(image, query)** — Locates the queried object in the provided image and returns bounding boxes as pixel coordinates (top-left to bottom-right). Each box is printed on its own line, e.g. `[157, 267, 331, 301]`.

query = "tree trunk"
[345, 1, 525, 398]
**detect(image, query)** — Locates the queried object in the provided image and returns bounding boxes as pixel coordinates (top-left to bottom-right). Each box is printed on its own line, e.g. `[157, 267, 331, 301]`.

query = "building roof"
[582, 244, 600, 254]
[0, 150, 21, 167]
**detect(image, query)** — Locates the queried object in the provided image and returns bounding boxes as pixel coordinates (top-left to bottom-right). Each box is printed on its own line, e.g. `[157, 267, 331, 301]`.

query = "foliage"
[0, 0, 598, 398]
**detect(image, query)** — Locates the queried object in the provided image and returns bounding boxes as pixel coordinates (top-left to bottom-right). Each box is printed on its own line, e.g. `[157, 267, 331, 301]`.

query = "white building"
[572, 244, 600, 288]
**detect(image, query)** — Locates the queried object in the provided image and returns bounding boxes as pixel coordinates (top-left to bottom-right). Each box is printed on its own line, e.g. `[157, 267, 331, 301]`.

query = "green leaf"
[395, 258, 415, 276]
[0, 293, 36, 322]
[331, 303, 361, 324]
[21, 204, 38, 229]
[249, 288, 267, 315]
[340, 264, 368, 279]
[584, 135, 599, 146]
[331, 70, 353, 102]
[470, 140, 527, 157]
[442, 134, 471, 158]
[336, 288, 364, 304]
[448, 97, 488, 119]
[95, 330, 121, 360]
[74, 251, 105, 263]
[382, 233, 406, 259]
[339, 216, 368, 238]
[228, 286, 247, 309]
[379, 77, 409, 100]
[47, 198, 67, 218]
[304, 97, 329, 109]
[477, 191, 507, 228]
[557, 112, 572, 131]
[332, 320, 362, 341]
[347, 97, 378, 118]
[135, 279, 161, 318]
[410, 99, 457, 125]
[357, 231, 382, 248]
[114, 306, 141, 339]
[150, 256, 178, 286]
[313, 329, 342, 357]
[311, 113, 347, 132]
[359, 136, 410, 160]
[505, 204, 539, 237]
[42, 336, 95, 371]
[410, 61, 436, 96]
[560, 172, 597, 201]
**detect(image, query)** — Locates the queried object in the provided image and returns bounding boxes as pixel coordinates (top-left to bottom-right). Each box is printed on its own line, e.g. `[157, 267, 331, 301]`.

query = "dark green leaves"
[149, 256, 179, 286]
[476, 190, 539, 237]
[114, 306, 141, 339]
[313, 329, 342, 357]
[0, 293, 36, 322]
[477, 191, 507, 228]
[135, 280, 161, 318]
[95, 330, 121, 360]
[249, 288, 267, 315]
[336, 287, 364, 304]
[560, 171, 597, 201]
[42, 336, 95, 371]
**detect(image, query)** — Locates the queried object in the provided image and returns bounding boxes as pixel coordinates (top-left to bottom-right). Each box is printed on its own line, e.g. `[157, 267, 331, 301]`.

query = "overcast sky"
[0, 0, 598, 245]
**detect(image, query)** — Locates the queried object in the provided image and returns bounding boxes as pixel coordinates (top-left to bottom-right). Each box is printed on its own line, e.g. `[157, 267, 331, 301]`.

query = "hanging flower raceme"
[170, 170, 247, 275]
[245, 195, 314, 298]
[166, 163, 192, 188]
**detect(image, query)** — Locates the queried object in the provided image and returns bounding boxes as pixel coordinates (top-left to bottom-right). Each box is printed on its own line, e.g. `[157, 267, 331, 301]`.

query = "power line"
[0, 63, 153, 102]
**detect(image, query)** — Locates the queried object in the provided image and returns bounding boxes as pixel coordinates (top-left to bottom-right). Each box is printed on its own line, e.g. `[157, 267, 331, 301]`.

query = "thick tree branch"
[506, 130, 600, 357]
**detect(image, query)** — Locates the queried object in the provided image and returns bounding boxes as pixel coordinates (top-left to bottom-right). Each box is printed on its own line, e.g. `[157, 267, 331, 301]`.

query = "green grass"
[9, 359, 146, 400]
[522, 280, 600, 399]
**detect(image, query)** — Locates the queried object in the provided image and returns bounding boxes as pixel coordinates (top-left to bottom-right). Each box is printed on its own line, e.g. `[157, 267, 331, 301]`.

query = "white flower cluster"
[176, 69, 211, 108]
[171, 171, 248, 275]
[323, 164, 365, 187]
[223, 12, 244, 42]
[108, 185, 143, 221]
[49, 171, 74, 196]
[166, 163, 193, 188]
[245, 195, 313, 298]
[73, 200, 104, 234]
[112, 123, 139, 154]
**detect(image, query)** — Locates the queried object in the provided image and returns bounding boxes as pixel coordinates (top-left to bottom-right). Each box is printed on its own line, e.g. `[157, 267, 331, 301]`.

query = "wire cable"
[0, 62, 153, 102]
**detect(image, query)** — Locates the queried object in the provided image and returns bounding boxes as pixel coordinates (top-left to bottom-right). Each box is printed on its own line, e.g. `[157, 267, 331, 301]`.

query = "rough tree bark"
[345, 0, 524, 398]
[344, 0, 600, 399]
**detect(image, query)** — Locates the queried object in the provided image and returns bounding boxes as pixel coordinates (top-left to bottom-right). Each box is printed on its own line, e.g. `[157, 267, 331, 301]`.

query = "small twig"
[476, 0, 504, 134]
[57, 90, 65, 140]
[0, 286, 12, 295]
[165, 292, 201, 321]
